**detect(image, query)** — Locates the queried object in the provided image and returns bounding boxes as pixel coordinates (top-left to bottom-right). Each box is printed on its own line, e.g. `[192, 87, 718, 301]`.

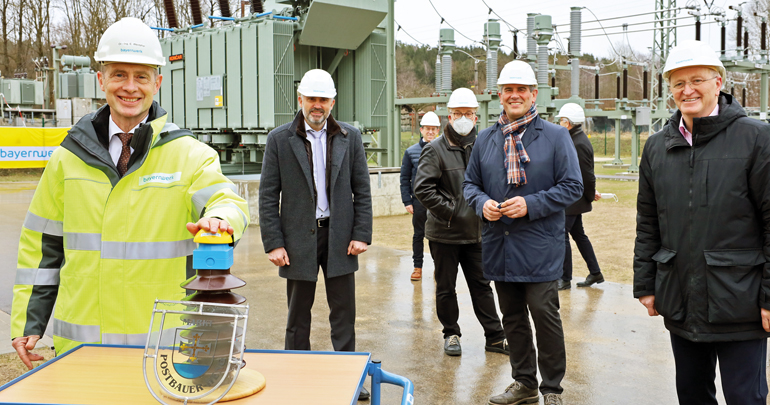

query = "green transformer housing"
[155, 8, 388, 174]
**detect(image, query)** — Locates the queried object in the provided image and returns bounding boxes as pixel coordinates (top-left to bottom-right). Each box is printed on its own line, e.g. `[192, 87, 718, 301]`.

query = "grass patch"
[587, 131, 649, 157]
[0, 168, 45, 182]
[0, 348, 55, 386]
[594, 162, 641, 176]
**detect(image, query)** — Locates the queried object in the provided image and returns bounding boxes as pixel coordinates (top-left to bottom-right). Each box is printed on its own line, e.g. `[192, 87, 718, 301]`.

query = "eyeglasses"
[451, 111, 476, 119]
[670, 76, 718, 91]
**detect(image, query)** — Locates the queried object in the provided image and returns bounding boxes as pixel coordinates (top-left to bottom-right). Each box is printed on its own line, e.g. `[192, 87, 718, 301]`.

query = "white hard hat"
[447, 88, 479, 108]
[662, 40, 725, 82]
[498, 60, 537, 86]
[420, 111, 441, 127]
[297, 69, 337, 98]
[94, 18, 166, 67]
[555, 103, 585, 124]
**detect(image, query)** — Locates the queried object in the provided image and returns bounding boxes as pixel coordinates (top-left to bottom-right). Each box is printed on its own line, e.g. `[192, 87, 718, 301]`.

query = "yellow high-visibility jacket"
[11, 103, 249, 355]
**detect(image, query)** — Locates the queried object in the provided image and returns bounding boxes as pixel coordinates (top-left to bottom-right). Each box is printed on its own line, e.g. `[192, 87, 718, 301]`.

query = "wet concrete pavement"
[0, 182, 741, 404]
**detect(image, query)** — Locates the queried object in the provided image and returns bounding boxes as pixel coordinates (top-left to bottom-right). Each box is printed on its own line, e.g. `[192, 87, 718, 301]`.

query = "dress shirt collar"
[108, 115, 148, 139]
[304, 120, 328, 138]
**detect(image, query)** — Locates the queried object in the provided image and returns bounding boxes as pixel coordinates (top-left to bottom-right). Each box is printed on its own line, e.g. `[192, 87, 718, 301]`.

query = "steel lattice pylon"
[650, 0, 677, 129]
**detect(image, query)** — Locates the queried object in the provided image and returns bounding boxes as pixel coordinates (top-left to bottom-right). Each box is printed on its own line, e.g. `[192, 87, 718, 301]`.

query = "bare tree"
[14, 0, 25, 74]
[26, 0, 52, 62]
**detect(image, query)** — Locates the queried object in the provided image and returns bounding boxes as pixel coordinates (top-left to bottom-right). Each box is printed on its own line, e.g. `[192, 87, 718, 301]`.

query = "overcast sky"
[393, 0, 747, 60]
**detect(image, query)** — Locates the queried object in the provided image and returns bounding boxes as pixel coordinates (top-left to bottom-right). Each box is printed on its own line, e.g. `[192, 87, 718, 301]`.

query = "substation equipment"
[398, 4, 770, 174]
[54, 53, 105, 127]
[0, 47, 105, 127]
[0, 75, 47, 126]
[153, 0, 399, 175]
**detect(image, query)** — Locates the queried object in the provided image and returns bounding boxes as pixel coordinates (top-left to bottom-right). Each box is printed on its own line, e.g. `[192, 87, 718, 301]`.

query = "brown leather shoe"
[410, 268, 422, 281]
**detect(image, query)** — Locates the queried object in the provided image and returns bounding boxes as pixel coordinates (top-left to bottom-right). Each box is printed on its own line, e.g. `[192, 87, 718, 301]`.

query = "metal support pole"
[761, 72, 768, 119]
[629, 123, 639, 172]
[387, 0, 397, 166]
[478, 99, 490, 131]
[613, 119, 623, 165]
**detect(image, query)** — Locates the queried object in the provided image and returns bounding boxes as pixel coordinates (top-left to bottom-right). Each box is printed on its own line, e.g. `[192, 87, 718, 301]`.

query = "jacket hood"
[665, 93, 746, 149]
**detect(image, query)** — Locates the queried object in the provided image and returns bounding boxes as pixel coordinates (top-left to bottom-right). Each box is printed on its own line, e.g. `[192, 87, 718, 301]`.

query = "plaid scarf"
[500, 104, 537, 187]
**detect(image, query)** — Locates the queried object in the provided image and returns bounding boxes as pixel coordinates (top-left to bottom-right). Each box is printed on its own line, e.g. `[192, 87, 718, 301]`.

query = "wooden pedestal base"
[161, 368, 266, 403]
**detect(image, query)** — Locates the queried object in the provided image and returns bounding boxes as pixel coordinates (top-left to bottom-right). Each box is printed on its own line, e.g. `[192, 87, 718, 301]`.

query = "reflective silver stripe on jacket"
[15, 268, 60, 285]
[101, 239, 195, 260]
[64, 233, 194, 259]
[53, 318, 100, 343]
[64, 232, 102, 251]
[23, 212, 63, 236]
[192, 183, 238, 216]
[102, 332, 149, 346]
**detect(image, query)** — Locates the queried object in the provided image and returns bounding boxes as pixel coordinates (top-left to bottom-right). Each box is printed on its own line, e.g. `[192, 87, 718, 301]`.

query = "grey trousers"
[494, 280, 566, 395]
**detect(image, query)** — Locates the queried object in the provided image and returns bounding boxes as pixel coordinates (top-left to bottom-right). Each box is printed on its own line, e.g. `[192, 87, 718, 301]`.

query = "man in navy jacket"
[464, 61, 582, 405]
[399, 111, 440, 281]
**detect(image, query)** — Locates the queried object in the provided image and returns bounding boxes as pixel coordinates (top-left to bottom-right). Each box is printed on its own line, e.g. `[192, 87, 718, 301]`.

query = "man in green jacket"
[11, 17, 249, 368]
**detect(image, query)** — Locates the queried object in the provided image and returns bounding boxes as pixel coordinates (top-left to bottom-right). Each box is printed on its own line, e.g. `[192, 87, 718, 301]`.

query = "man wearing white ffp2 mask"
[412, 87, 508, 359]
[447, 88, 479, 136]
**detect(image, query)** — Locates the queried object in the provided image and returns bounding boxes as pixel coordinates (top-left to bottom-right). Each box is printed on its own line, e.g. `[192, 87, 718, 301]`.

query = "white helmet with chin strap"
[94, 17, 166, 67]
[662, 40, 725, 82]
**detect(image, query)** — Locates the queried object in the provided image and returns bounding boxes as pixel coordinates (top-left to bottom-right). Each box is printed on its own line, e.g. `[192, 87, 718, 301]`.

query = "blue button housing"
[192, 244, 234, 269]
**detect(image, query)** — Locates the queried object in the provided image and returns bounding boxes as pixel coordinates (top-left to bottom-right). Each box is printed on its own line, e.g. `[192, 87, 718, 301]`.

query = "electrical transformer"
[155, 0, 389, 174]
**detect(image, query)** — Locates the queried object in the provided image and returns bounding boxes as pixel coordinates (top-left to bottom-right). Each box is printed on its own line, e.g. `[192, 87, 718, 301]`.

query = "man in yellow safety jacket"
[10, 17, 249, 369]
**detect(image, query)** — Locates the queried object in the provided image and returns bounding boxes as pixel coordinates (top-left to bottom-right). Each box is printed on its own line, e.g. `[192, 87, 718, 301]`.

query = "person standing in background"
[400, 111, 440, 281]
[415, 88, 508, 358]
[554, 103, 604, 291]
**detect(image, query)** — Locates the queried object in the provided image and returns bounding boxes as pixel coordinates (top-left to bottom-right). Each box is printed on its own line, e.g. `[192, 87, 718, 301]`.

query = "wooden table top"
[0, 345, 370, 405]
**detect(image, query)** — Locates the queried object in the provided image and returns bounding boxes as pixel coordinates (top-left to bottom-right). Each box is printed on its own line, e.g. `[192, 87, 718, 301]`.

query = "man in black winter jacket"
[554, 103, 604, 291]
[634, 40, 770, 405]
[400, 111, 440, 282]
[414, 88, 506, 358]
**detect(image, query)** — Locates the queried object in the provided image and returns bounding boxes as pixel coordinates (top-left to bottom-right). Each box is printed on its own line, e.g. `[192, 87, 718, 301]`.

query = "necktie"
[312, 133, 328, 211]
[117, 132, 133, 176]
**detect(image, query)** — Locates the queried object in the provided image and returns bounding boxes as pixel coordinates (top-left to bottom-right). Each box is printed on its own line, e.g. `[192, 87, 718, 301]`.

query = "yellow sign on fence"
[0, 127, 70, 168]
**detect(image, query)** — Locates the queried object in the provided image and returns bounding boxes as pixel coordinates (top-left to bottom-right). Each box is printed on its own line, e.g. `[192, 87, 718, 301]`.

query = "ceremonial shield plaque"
[143, 299, 249, 404]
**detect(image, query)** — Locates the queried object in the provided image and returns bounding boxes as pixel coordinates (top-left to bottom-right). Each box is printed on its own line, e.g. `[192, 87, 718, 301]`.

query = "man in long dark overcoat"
[258, 68, 372, 399]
